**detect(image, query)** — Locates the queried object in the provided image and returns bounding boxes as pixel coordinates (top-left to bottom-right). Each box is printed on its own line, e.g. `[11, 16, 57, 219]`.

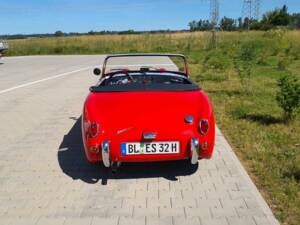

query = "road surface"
[0, 56, 279, 225]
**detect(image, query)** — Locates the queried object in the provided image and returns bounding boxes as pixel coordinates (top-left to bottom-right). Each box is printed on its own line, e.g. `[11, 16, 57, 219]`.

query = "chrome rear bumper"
[102, 138, 199, 167]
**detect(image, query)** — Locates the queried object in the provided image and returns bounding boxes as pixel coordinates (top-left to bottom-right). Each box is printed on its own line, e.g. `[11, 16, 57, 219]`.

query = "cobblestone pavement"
[0, 56, 279, 225]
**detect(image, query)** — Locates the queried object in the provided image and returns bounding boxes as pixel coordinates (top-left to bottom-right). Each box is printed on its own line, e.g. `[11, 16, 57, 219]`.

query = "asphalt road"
[0, 56, 279, 225]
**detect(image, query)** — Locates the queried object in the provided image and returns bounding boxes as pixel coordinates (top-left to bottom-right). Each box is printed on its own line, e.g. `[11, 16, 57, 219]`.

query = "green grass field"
[6, 31, 300, 225]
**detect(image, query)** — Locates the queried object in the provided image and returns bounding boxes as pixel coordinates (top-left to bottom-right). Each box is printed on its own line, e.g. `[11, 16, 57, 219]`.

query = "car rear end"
[82, 90, 215, 167]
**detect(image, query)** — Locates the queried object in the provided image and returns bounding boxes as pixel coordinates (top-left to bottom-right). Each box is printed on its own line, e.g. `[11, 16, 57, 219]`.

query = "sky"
[1, 0, 300, 35]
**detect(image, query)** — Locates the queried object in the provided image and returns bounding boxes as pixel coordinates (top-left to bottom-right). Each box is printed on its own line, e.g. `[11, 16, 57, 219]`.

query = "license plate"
[121, 142, 180, 155]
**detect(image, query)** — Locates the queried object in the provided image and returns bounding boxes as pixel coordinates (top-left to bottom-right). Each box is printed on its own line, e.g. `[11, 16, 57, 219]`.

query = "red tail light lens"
[88, 122, 99, 138]
[199, 119, 209, 135]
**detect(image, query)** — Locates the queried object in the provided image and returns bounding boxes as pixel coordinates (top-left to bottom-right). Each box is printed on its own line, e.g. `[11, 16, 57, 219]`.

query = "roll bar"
[101, 53, 189, 77]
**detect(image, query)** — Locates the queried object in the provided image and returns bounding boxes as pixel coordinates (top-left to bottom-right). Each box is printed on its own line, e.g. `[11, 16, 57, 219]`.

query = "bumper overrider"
[100, 137, 200, 168]
[190, 138, 199, 165]
[101, 141, 111, 167]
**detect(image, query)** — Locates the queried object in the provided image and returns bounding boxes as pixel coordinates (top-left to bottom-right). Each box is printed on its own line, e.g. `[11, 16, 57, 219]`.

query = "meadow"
[6, 31, 300, 225]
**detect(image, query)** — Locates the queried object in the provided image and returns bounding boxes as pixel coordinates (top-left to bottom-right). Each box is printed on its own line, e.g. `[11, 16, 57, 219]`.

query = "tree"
[237, 17, 243, 30]
[188, 5, 298, 32]
[188, 20, 213, 31]
[54, 30, 64, 37]
[188, 20, 198, 31]
[291, 13, 300, 29]
[88, 30, 96, 35]
[199, 20, 213, 31]
[261, 5, 291, 27]
[234, 42, 257, 93]
[220, 17, 236, 31]
[276, 74, 300, 121]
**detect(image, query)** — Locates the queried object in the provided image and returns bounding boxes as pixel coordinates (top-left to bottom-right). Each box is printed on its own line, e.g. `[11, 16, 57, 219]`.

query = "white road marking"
[0, 63, 175, 95]
[0, 66, 94, 95]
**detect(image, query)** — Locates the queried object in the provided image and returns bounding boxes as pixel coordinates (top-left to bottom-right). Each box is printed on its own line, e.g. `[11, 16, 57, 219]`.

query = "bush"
[277, 54, 291, 70]
[202, 50, 230, 81]
[203, 50, 230, 72]
[263, 29, 286, 39]
[234, 42, 257, 93]
[276, 74, 300, 121]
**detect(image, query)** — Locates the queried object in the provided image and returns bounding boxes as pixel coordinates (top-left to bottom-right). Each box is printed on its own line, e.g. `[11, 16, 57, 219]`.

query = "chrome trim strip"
[191, 137, 199, 165]
[101, 141, 110, 168]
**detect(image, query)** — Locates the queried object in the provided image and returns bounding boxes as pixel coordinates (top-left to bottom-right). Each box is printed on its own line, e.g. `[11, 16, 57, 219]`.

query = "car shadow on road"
[58, 117, 198, 185]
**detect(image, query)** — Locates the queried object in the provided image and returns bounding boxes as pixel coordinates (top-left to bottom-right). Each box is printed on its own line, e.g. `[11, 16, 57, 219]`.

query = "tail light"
[199, 119, 209, 135]
[88, 122, 99, 138]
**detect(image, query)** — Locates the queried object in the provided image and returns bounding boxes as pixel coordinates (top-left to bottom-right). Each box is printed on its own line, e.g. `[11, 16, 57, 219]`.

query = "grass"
[6, 31, 300, 225]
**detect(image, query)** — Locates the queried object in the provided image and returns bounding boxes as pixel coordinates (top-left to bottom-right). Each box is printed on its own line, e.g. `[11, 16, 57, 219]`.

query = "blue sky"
[1, 0, 300, 34]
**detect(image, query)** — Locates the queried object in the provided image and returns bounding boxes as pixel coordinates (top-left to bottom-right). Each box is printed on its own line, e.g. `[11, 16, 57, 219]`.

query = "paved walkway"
[0, 56, 279, 225]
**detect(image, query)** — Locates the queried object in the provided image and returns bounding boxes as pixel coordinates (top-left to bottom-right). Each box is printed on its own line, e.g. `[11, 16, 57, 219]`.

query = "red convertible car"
[82, 54, 215, 171]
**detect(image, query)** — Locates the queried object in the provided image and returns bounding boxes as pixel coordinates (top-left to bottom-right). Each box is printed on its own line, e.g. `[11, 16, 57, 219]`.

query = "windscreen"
[103, 55, 187, 75]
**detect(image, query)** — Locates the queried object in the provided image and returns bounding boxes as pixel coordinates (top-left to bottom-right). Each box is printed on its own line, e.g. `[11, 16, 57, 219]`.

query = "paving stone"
[200, 218, 228, 225]
[136, 190, 158, 199]
[36, 217, 66, 225]
[159, 207, 185, 217]
[106, 206, 133, 217]
[197, 199, 222, 209]
[146, 216, 173, 225]
[147, 197, 171, 208]
[80, 207, 107, 217]
[134, 206, 158, 217]
[159, 190, 181, 199]
[182, 189, 206, 200]
[91, 217, 118, 225]
[119, 216, 146, 225]
[185, 207, 211, 218]
[0, 218, 13, 225]
[236, 207, 266, 218]
[64, 217, 92, 225]
[211, 207, 238, 219]
[220, 198, 247, 210]
[123, 197, 147, 208]
[253, 216, 279, 225]
[171, 197, 197, 208]
[173, 216, 201, 225]
[227, 217, 256, 225]
[9, 217, 39, 225]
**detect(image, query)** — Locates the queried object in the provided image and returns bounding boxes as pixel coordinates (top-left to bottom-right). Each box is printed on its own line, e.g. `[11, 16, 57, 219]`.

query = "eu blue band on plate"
[121, 143, 126, 155]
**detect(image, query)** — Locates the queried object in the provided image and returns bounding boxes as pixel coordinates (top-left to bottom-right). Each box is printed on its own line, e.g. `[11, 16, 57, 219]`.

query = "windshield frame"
[101, 54, 189, 78]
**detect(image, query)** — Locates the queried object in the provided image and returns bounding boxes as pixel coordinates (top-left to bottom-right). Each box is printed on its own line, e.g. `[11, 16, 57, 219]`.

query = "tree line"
[189, 5, 300, 31]
[0, 29, 190, 40]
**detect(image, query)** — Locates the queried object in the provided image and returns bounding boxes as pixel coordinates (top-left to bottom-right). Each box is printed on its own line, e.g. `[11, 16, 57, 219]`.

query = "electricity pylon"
[210, 0, 219, 48]
[242, 0, 260, 29]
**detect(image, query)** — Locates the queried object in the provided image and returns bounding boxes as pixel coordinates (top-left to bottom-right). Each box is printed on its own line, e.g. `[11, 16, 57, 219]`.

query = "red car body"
[82, 54, 215, 169]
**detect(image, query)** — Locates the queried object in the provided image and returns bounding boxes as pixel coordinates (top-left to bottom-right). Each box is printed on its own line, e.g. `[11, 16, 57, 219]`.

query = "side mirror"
[93, 68, 101, 76]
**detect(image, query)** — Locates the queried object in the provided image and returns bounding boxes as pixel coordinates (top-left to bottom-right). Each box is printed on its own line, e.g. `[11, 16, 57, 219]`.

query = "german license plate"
[121, 142, 180, 155]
